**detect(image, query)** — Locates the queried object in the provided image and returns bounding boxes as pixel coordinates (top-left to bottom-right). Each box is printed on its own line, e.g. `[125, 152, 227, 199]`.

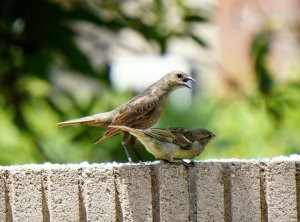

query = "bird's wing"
[143, 128, 177, 144]
[114, 96, 159, 125]
[169, 128, 193, 149]
[144, 128, 193, 149]
[95, 96, 159, 143]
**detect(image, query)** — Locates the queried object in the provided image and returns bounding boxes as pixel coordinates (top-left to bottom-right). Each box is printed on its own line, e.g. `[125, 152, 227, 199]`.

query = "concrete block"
[47, 165, 80, 222]
[230, 161, 261, 221]
[0, 157, 299, 221]
[8, 166, 44, 222]
[0, 168, 7, 222]
[114, 164, 153, 222]
[196, 162, 225, 221]
[81, 164, 116, 222]
[156, 163, 189, 222]
[265, 160, 297, 222]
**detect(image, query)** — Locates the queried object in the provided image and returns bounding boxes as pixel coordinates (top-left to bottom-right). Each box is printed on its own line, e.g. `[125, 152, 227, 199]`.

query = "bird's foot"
[181, 160, 195, 167]
[160, 160, 172, 165]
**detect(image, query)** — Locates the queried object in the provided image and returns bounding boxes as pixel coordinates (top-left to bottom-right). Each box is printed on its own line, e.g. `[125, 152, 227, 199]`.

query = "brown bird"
[57, 70, 195, 162]
[110, 125, 215, 165]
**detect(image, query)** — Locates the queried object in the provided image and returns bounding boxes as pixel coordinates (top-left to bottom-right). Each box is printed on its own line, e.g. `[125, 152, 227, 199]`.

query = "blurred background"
[1, 0, 300, 165]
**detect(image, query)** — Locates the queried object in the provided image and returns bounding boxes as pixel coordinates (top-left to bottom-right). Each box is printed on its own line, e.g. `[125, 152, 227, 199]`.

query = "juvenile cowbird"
[57, 70, 195, 162]
[110, 125, 215, 165]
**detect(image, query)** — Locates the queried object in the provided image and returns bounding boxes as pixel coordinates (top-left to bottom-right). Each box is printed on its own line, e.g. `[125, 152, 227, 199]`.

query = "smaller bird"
[109, 125, 215, 166]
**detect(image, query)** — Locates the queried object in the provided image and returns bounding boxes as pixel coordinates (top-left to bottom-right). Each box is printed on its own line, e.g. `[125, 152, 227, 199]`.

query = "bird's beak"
[183, 76, 195, 89]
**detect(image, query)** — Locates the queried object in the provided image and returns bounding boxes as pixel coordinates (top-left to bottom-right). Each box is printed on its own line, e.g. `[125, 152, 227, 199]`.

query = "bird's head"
[163, 70, 195, 90]
[192, 129, 216, 146]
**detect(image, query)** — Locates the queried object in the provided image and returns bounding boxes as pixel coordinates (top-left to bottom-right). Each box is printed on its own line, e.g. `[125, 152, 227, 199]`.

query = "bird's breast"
[137, 135, 176, 160]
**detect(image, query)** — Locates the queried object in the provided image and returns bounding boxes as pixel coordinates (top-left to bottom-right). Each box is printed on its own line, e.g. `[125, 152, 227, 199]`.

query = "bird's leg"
[129, 136, 144, 162]
[122, 132, 132, 163]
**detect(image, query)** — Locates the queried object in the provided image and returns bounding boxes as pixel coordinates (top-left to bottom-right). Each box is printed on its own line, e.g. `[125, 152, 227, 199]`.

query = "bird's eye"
[177, 73, 183, 78]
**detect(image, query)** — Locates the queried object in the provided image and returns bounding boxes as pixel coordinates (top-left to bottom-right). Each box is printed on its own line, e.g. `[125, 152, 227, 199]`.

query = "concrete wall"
[0, 156, 300, 222]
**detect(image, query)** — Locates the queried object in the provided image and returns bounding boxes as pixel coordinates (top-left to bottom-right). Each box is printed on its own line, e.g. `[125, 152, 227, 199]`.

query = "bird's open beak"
[183, 76, 195, 89]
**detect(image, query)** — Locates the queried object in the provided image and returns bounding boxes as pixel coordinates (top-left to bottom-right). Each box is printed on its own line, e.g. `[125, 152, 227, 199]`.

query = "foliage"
[0, 0, 209, 164]
[1, 0, 300, 165]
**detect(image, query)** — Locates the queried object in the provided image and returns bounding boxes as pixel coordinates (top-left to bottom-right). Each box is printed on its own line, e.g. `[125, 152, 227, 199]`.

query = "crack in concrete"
[4, 170, 12, 222]
[259, 162, 268, 222]
[77, 168, 87, 222]
[295, 162, 300, 222]
[150, 165, 160, 222]
[187, 166, 197, 222]
[223, 164, 232, 222]
[113, 168, 123, 222]
[41, 174, 50, 222]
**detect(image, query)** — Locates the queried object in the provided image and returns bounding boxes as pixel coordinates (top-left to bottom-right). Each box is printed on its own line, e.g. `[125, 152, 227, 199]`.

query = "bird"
[109, 125, 215, 166]
[56, 70, 195, 162]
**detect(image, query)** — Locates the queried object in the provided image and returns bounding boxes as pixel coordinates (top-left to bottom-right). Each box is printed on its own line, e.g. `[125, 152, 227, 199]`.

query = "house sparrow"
[109, 125, 215, 165]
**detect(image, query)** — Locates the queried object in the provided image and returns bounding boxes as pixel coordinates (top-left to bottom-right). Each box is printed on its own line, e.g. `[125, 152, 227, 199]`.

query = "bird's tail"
[56, 117, 95, 127]
[56, 111, 115, 128]
[109, 125, 144, 138]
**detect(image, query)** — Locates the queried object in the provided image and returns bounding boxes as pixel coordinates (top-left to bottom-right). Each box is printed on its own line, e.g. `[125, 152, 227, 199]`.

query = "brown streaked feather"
[114, 97, 159, 126]
[144, 128, 193, 149]
[169, 128, 195, 149]
[143, 128, 177, 143]
[94, 97, 160, 143]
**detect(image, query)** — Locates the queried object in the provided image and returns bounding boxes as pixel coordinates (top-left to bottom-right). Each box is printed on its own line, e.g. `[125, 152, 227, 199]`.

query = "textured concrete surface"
[114, 164, 153, 222]
[230, 161, 261, 221]
[0, 168, 7, 222]
[47, 165, 81, 221]
[196, 162, 225, 221]
[9, 167, 44, 222]
[81, 165, 116, 222]
[265, 160, 298, 222]
[0, 156, 300, 221]
[156, 164, 189, 222]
